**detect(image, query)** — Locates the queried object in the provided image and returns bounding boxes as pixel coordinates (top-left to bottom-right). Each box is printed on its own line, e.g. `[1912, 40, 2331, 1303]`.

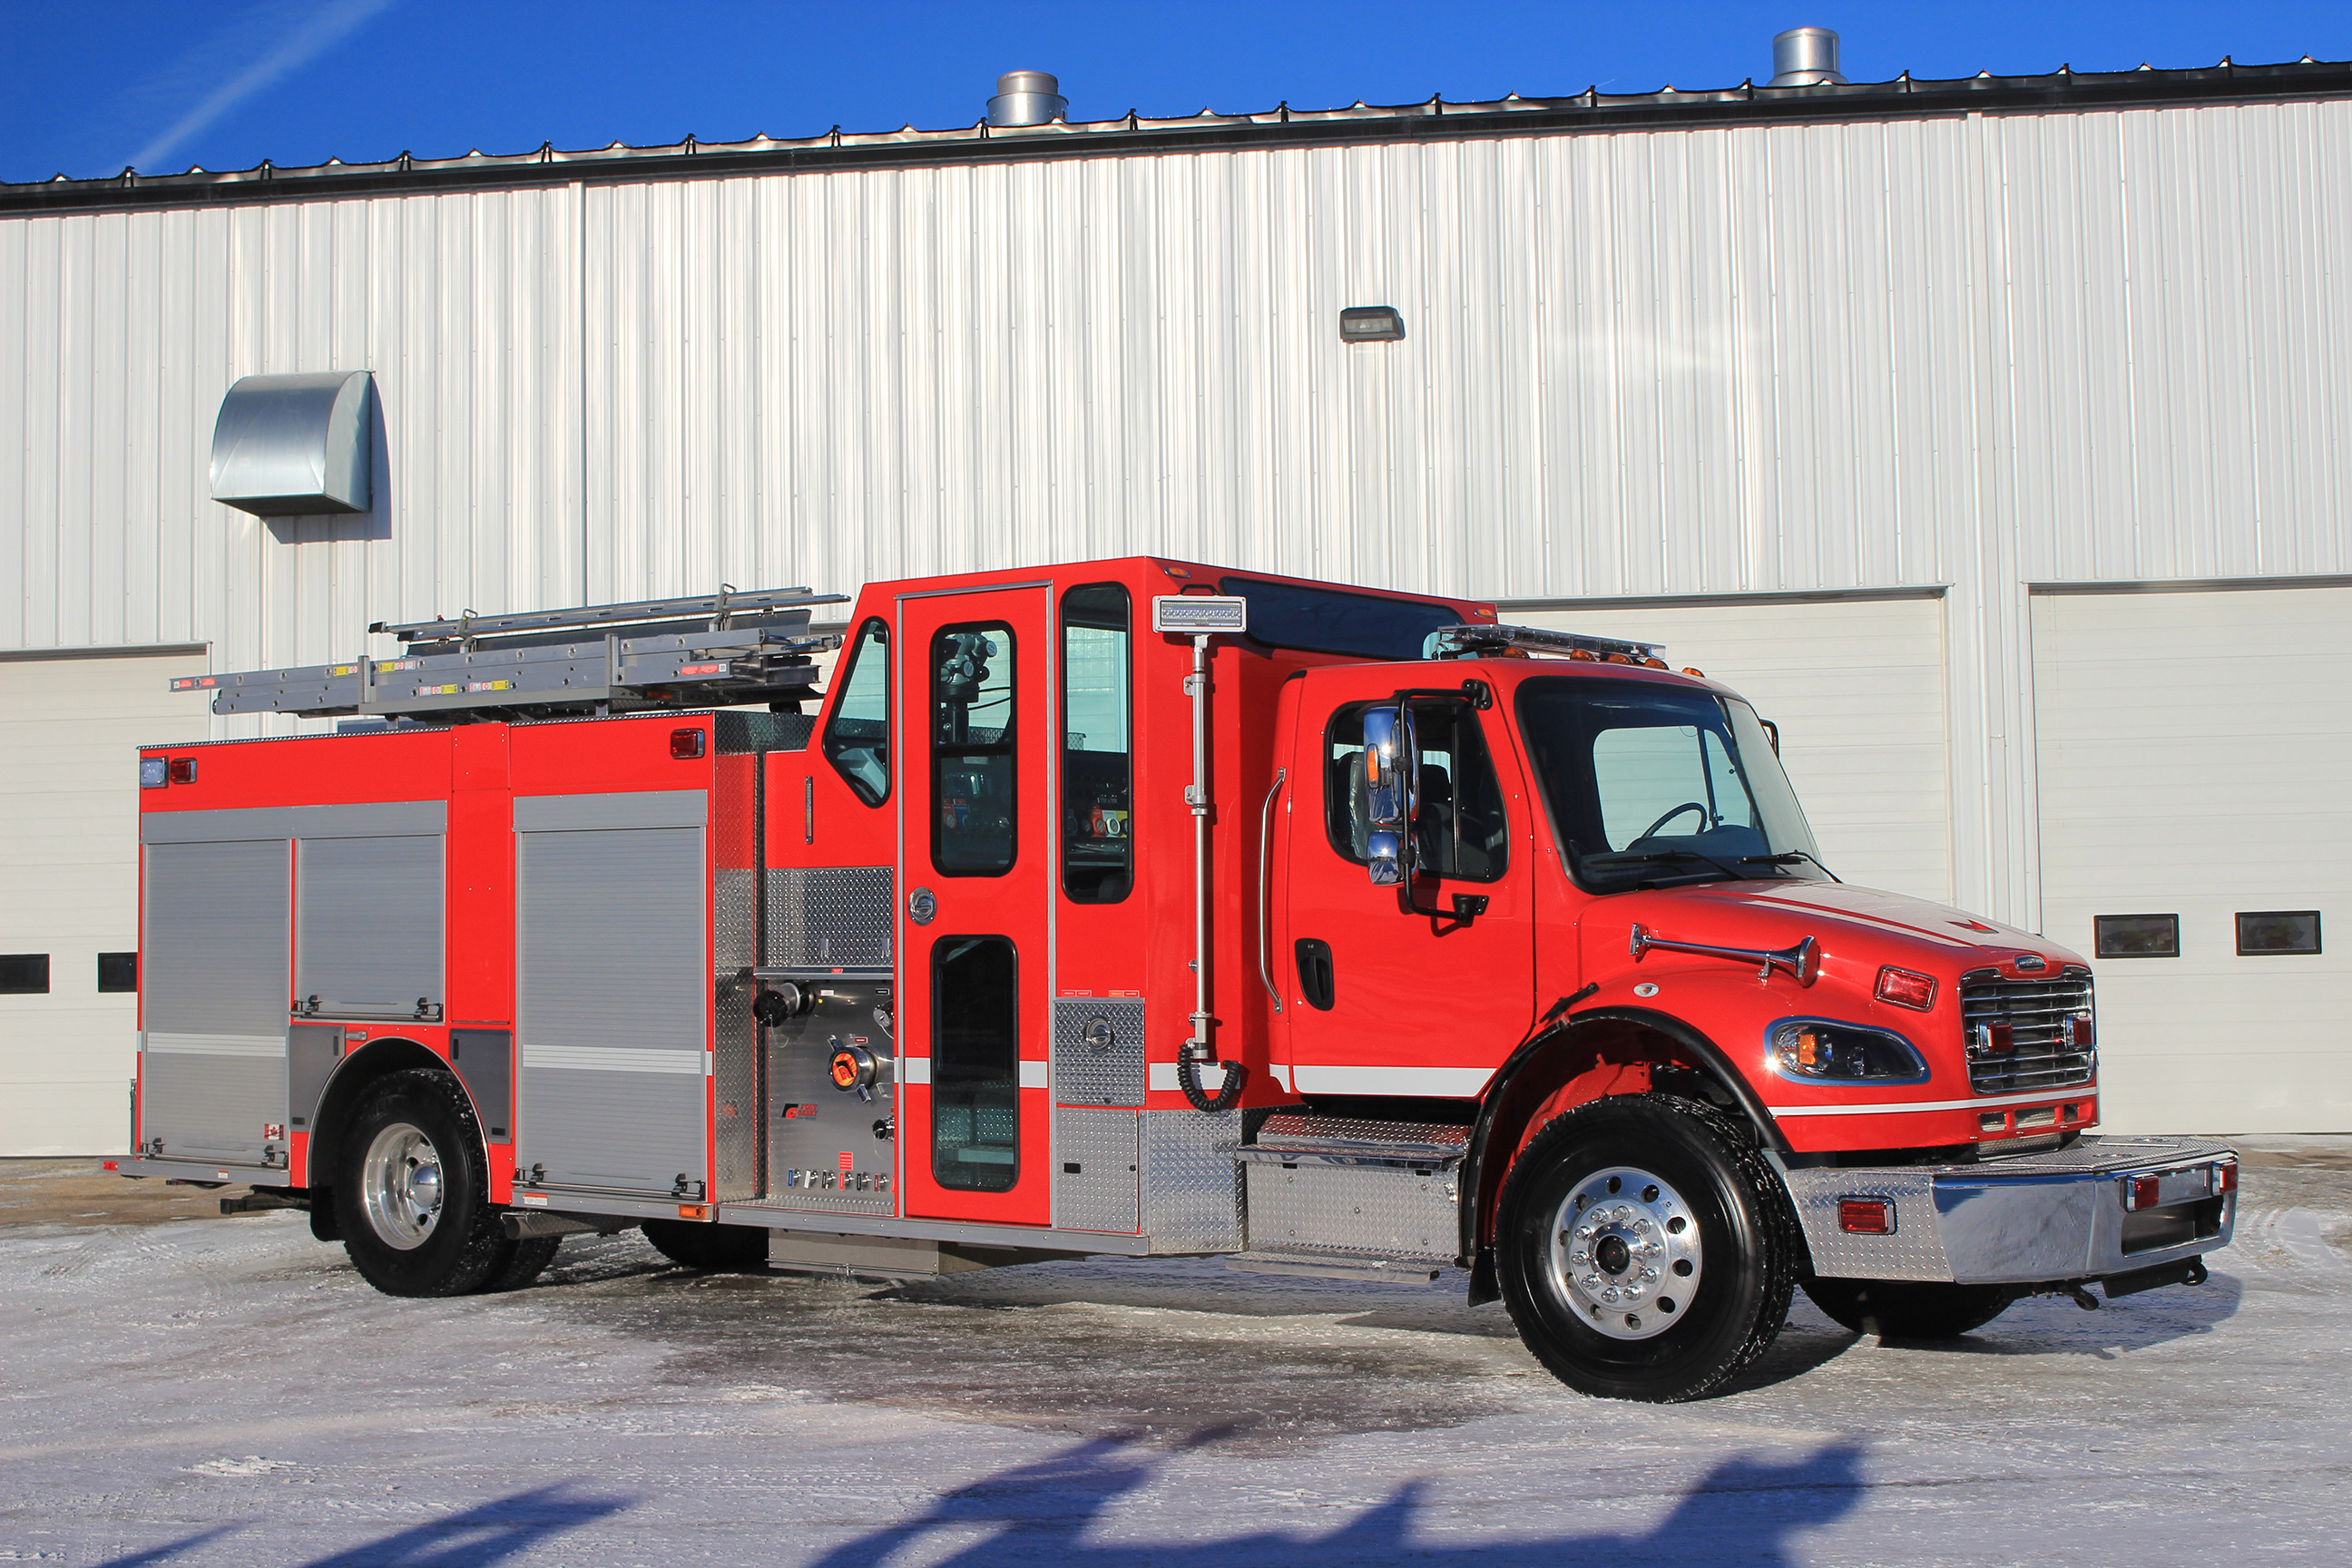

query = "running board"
[1223, 1250, 1443, 1286]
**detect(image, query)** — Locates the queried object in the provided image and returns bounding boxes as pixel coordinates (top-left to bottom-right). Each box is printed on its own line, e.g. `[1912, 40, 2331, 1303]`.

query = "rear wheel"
[1496, 1094, 1797, 1403]
[643, 1219, 769, 1271]
[483, 1235, 564, 1292]
[1801, 1277, 2013, 1339]
[334, 1070, 507, 1297]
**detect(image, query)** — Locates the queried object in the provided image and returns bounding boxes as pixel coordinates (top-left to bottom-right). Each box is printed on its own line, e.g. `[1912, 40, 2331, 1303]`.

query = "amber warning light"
[1152, 595, 1248, 635]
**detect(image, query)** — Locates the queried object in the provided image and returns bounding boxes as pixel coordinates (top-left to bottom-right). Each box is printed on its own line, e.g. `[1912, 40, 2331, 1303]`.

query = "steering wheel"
[1635, 801, 1710, 840]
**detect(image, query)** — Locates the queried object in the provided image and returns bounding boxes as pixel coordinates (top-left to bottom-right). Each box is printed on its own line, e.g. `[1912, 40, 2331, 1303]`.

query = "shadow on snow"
[808, 1432, 1868, 1567]
[95, 1483, 628, 1568]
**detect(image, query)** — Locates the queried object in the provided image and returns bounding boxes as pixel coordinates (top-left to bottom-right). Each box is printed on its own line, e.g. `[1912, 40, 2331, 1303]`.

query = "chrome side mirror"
[1362, 704, 1417, 887]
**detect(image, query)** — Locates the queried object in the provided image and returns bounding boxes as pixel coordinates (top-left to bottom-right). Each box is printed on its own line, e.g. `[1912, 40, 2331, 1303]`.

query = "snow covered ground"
[2, 1157, 2347, 1567]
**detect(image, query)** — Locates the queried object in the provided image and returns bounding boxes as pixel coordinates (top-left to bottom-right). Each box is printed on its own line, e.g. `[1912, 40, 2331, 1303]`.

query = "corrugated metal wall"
[5, 95, 2351, 925]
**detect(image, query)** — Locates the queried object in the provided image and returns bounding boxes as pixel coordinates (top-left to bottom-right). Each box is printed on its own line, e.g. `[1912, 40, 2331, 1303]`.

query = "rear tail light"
[1875, 966, 1936, 1010]
[2123, 1173, 2162, 1210]
[1838, 1198, 1895, 1234]
[669, 729, 706, 760]
[2212, 1161, 2239, 1195]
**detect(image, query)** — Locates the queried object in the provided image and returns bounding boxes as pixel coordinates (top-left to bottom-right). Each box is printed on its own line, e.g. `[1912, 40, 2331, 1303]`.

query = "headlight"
[1767, 1018, 1928, 1084]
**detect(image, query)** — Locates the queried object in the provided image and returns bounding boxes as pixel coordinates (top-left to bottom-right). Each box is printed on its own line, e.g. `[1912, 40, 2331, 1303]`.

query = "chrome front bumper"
[1775, 1135, 2238, 1286]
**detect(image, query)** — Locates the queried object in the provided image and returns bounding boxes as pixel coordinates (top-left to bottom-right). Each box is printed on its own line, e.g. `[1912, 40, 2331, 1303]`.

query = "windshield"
[1514, 677, 1824, 892]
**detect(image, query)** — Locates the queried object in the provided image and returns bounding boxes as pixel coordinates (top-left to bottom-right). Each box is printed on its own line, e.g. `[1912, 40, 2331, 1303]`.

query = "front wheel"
[1495, 1094, 1798, 1402]
[333, 1070, 509, 1297]
[1800, 1277, 2013, 1339]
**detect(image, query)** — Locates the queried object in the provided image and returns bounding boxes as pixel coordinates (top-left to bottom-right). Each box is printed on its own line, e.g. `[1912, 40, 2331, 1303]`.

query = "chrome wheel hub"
[1547, 1164, 1702, 1341]
[360, 1122, 445, 1250]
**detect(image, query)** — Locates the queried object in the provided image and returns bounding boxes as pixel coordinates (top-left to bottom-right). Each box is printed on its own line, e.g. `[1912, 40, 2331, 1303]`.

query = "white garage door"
[2034, 587, 2352, 1135]
[1505, 595, 1953, 905]
[0, 650, 208, 1156]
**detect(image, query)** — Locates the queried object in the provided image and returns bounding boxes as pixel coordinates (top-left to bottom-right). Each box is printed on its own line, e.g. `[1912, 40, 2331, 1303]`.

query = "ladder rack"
[172, 585, 848, 722]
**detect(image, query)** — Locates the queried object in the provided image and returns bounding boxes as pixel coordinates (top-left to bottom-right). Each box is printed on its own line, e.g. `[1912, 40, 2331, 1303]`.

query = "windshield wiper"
[1584, 848, 1750, 881]
[1740, 850, 1842, 883]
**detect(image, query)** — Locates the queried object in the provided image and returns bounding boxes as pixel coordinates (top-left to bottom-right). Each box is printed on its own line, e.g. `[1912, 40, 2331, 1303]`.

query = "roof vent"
[1769, 27, 1847, 86]
[987, 70, 1067, 128]
[210, 370, 375, 516]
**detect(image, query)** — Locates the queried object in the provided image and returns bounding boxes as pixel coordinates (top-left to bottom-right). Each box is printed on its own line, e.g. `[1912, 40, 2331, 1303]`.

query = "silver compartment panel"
[1051, 1000, 1145, 1108]
[762, 977, 897, 1215]
[1054, 1108, 1141, 1233]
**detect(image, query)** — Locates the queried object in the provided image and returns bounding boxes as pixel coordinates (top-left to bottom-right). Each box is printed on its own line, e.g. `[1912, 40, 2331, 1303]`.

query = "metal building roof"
[5, 54, 2349, 214]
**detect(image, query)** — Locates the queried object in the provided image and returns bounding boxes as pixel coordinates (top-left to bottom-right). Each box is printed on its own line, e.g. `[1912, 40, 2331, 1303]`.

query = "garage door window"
[2093, 915, 2179, 959]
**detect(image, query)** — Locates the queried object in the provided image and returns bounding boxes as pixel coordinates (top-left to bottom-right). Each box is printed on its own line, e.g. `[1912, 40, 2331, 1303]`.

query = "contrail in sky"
[128, 0, 397, 172]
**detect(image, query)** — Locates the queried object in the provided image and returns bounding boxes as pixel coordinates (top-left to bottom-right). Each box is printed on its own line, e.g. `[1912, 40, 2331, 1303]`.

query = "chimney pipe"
[987, 70, 1067, 128]
[1769, 27, 1847, 86]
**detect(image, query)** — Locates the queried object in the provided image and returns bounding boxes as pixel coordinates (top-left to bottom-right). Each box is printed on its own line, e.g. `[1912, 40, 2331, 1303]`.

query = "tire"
[1801, 1277, 2013, 1339]
[481, 1235, 563, 1293]
[642, 1219, 769, 1271]
[332, 1069, 507, 1298]
[1495, 1093, 1798, 1403]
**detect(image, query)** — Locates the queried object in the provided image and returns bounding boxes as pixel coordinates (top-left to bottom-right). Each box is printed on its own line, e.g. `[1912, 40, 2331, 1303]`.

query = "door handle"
[1256, 769, 1286, 1014]
[1294, 938, 1335, 1013]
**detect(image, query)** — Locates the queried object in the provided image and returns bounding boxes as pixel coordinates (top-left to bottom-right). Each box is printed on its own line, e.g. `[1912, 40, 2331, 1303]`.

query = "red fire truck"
[116, 557, 2237, 1401]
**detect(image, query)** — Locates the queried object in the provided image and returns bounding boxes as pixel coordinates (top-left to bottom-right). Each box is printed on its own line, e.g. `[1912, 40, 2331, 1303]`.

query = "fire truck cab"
[121, 555, 2238, 1401]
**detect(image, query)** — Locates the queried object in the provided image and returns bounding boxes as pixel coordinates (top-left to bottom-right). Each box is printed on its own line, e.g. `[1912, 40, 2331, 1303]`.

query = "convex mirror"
[1361, 703, 1418, 887]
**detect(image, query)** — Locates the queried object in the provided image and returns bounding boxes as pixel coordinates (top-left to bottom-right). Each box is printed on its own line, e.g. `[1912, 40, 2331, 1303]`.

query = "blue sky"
[5, 1, 2351, 186]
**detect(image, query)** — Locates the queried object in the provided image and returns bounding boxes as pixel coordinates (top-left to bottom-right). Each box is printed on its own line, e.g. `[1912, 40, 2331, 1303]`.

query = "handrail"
[1256, 768, 1287, 1013]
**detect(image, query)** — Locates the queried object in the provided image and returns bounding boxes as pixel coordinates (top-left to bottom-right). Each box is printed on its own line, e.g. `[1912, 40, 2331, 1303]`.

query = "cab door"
[897, 585, 1054, 1224]
[1277, 671, 1537, 1098]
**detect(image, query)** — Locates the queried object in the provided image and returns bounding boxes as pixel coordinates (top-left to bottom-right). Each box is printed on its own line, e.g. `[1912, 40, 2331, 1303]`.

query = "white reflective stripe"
[141, 1033, 281, 1058]
[1767, 1087, 2100, 1117]
[1289, 1064, 1492, 1097]
[1147, 1062, 1233, 1093]
[899, 1056, 932, 1085]
[1017, 1060, 1048, 1090]
[521, 1043, 704, 1074]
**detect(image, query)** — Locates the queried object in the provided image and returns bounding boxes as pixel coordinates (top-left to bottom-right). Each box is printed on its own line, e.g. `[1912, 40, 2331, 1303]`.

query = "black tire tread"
[1497, 1093, 1798, 1403]
[480, 1235, 564, 1293]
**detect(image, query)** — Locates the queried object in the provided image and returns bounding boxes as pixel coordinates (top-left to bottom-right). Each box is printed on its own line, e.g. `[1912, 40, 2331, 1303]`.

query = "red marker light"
[2124, 1173, 2162, 1210]
[2212, 1161, 2239, 1195]
[1875, 966, 1936, 1011]
[165, 758, 198, 785]
[669, 729, 706, 760]
[1838, 1198, 1894, 1235]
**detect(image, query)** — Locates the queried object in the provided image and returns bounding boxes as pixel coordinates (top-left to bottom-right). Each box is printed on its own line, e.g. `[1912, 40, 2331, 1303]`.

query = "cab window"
[1061, 583, 1132, 904]
[821, 618, 890, 805]
[931, 622, 1016, 876]
[1324, 698, 1510, 881]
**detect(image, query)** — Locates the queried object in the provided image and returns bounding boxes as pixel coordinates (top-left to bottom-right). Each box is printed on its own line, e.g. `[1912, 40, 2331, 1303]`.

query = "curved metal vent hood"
[210, 370, 375, 516]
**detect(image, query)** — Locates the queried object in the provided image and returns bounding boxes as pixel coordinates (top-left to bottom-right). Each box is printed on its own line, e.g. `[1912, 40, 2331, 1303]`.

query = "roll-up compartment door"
[296, 834, 444, 1019]
[141, 838, 289, 1162]
[514, 792, 709, 1195]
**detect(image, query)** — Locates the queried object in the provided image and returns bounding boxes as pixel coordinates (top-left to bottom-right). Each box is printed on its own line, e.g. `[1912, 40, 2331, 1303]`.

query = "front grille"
[1959, 967, 2097, 1093]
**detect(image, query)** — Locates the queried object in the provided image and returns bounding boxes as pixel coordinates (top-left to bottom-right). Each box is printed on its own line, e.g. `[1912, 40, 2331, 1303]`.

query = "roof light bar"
[1426, 622, 1662, 663]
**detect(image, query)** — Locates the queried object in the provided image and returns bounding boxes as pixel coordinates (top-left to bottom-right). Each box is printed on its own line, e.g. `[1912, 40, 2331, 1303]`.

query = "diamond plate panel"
[1774, 1165, 1951, 1282]
[766, 866, 894, 970]
[1054, 1108, 1141, 1232]
[712, 757, 763, 1201]
[1140, 1110, 1242, 1253]
[1052, 1000, 1144, 1107]
[764, 976, 897, 1216]
[1242, 1160, 1457, 1260]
